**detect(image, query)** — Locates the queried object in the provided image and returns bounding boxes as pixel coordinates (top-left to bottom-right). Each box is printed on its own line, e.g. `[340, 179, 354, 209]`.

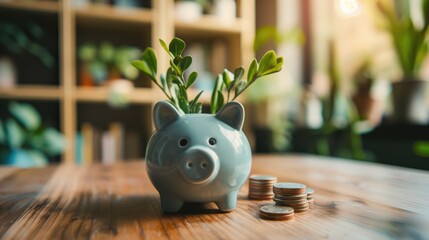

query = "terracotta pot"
[352, 95, 382, 125]
[391, 78, 429, 124]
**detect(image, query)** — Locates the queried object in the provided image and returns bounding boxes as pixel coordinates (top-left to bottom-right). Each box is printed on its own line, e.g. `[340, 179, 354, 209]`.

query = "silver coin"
[273, 182, 306, 190]
[260, 204, 294, 215]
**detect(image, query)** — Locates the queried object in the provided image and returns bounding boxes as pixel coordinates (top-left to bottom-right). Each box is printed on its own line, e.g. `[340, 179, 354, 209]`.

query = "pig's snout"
[178, 146, 219, 184]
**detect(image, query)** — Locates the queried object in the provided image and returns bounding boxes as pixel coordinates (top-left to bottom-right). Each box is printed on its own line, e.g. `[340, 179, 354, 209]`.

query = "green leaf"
[234, 67, 245, 82]
[160, 74, 167, 90]
[191, 102, 203, 113]
[9, 102, 41, 131]
[166, 68, 173, 88]
[179, 56, 192, 72]
[131, 60, 155, 80]
[141, 48, 157, 76]
[211, 74, 224, 113]
[178, 84, 188, 102]
[259, 57, 284, 76]
[5, 118, 25, 148]
[222, 69, 233, 90]
[247, 59, 258, 83]
[169, 84, 179, 105]
[169, 60, 182, 75]
[229, 66, 245, 92]
[215, 90, 224, 113]
[131, 47, 157, 80]
[169, 37, 186, 57]
[258, 50, 277, 75]
[186, 71, 198, 89]
[234, 80, 247, 97]
[190, 90, 204, 108]
[173, 56, 182, 65]
[178, 97, 189, 113]
[172, 75, 183, 86]
[159, 39, 173, 58]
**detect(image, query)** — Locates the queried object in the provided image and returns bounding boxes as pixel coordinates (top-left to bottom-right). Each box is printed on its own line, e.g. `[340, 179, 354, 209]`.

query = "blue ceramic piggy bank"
[145, 101, 252, 212]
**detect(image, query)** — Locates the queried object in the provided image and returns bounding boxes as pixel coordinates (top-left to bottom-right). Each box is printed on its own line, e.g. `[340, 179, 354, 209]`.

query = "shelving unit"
[0, 0, 255, 163]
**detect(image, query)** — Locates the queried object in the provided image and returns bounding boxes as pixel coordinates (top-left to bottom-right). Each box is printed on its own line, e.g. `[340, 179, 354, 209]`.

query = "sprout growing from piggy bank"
[132, 38, 283, 212]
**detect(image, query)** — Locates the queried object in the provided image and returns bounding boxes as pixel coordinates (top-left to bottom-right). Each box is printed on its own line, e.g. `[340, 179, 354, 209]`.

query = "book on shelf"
[81, 122, 94, 165]
[77, 121, 141, 164]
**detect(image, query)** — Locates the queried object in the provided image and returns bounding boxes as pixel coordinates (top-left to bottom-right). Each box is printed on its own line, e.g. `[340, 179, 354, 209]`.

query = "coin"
[275, 194, 308, 200]
[250, 175, 277, 182]
[273, 182, 306, 194]
[306, 187, 315, 195]
[248, 174, 277, 200]
[260, 212, 295, 221]
[260, 204, 294, 216]
[273, 198, 308, 205]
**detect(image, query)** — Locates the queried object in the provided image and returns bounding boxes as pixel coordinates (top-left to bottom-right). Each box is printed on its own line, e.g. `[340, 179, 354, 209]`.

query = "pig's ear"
[154, 101, 182, 130]
[215, 102, 245, 131]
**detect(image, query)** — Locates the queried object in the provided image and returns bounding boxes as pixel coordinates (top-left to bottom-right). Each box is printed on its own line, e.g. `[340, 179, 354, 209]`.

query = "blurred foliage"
[305, 43, 366, 160]
[0, 102, 65, 167]
[376, 0, 429, 77]
[0, 21, 55, 68]
[253, 25, 305, 53]
[78, 42, 141, 84]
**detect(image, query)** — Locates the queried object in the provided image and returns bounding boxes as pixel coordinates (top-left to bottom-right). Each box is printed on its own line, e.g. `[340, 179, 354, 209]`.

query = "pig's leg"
[160, 193, 184, 212]
[216, 191, 238, 212]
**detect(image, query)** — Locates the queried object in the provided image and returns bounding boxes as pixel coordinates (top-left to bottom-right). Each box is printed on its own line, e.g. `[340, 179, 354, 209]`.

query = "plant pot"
[0, 56, 16, 88]
[352, 95, 382, 125]
[145, 101, 252, 213]
[391, 79, 429, 124]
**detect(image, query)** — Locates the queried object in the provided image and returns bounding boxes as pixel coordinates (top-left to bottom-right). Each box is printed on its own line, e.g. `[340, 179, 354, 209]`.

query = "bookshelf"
[0, 0, 255, 164]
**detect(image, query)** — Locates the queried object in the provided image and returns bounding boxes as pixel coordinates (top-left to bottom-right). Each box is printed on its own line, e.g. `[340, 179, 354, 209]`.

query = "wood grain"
[1, 155, 429, 239]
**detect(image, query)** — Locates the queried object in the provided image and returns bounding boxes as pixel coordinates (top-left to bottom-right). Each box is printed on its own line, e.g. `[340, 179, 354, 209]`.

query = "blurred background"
[0, 0, 428, 170]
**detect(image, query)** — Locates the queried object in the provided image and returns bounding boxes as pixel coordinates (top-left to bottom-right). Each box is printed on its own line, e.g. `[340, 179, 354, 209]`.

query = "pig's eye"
[179, 138, 188, 147]
[208, 138, 217, 146]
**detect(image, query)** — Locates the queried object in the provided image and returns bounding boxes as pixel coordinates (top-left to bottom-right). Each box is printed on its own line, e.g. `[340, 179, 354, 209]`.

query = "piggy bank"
[145, 100, 252, 212]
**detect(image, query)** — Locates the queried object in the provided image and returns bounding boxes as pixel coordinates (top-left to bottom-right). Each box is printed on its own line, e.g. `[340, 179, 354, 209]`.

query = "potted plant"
[377, 0, 429, 124]
[0, 102, 65, 167]
[131, 37, 282, 212]
[351, 60, 383, 126]
[77, 42, 140, 86]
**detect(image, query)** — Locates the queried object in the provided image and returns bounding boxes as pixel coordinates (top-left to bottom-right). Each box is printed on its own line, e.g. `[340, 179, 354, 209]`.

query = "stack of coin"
[273, 182, 309, 213]
[259, 204, 294, 221]
[248, 175, 277, 200]
[306, 187, 315, 206]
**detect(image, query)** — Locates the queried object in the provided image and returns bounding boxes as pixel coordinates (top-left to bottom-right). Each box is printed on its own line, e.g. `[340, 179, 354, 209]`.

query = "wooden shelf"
[0, 0, 255, 163]
[175, 15, 242, 37]
[74, 4, 153, 24]
[0, 0, 59, 13]
[0, 85, 63, 100]
[74, 87, 160, 104]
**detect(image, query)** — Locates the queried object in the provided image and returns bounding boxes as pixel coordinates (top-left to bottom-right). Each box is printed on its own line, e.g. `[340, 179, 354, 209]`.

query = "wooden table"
[1, 154, 429, 239]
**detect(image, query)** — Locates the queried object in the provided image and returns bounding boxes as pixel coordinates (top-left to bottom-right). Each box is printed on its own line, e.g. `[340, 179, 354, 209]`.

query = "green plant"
[0, 102, 65, 167]
[314, 43, 365, 160]
[253, 25, 304, 53]
[131, 37, 283, 114]
[78, 42, 141, 83]
[377, 0, 429, 77]
[0, 21, 55, 68]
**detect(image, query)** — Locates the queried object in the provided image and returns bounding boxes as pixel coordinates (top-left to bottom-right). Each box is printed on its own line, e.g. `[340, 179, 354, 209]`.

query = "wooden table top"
[1, 154, 429, 239]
